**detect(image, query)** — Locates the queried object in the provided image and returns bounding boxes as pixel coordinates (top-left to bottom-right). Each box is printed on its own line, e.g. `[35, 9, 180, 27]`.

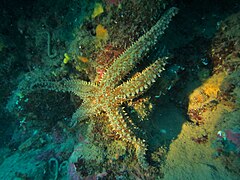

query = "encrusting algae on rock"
[77, 56, 89, 63]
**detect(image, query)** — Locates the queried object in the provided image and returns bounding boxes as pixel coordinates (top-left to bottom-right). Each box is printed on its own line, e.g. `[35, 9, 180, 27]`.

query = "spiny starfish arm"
[107, 107, 148, 167]
[135, 141, 149, 168]
[113, 57, 167, 104]
[31, 79, 97, 97]
[71, 102, 96, 125]
[100, 7, 178, 89]
[107, 107, 133, 141]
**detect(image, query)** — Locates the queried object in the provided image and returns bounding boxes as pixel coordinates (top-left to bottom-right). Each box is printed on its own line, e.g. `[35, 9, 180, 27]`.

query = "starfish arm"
[113, 57, 167, 103]
[106, 106, 143, 146]
[107, 106, 148, 167]
[31, 79, 97, 97]
[71, 102, 96, 125]
[100, 7, 178, 89]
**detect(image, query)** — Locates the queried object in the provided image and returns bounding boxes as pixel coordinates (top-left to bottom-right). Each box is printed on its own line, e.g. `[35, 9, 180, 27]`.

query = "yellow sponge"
[92, 3, 104, 18]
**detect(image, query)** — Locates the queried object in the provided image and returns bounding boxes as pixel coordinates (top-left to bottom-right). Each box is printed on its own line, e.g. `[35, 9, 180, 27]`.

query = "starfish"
[30, 7, 178, 167]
